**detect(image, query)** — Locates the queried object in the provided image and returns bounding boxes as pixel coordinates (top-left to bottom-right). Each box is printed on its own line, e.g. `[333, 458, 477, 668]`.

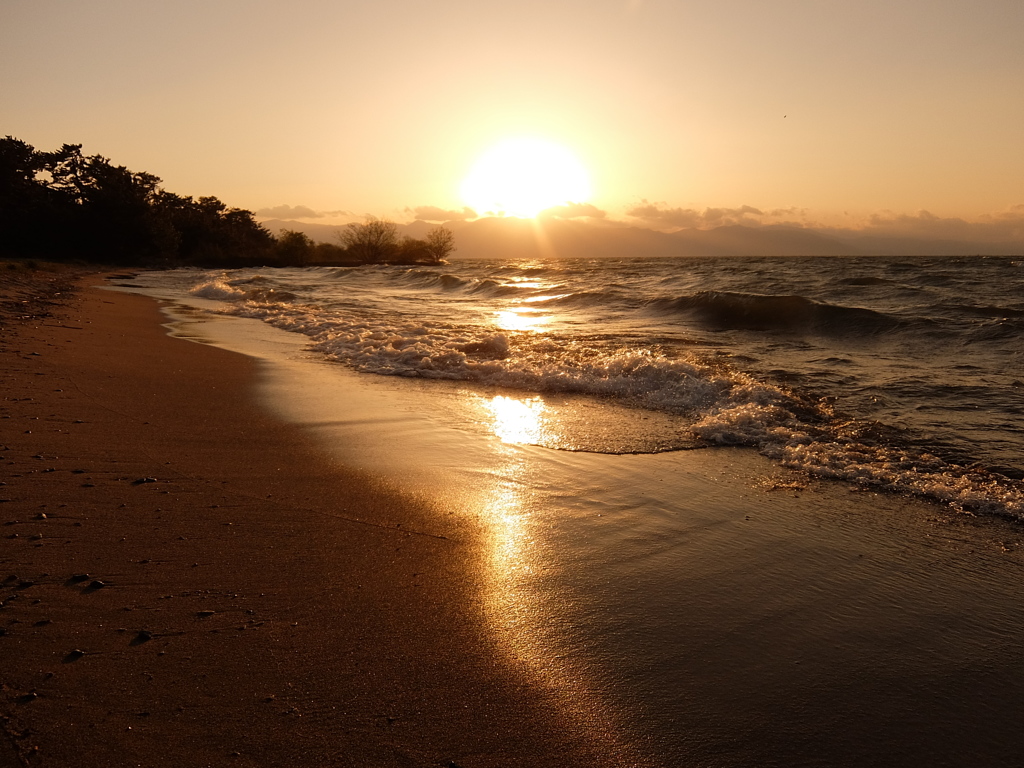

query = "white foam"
[189, 278, 248, 300]
[173, 270, 1024, 521]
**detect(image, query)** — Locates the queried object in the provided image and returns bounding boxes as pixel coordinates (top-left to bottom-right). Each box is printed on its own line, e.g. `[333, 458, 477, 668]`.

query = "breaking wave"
[650, 291, 900, 334]
[165, 257, 1024, 522]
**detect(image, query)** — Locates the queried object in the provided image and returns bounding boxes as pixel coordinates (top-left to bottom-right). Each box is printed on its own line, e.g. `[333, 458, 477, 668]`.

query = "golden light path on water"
[494, 309, 549, 332]
[492, 278, 557, 332]
[475, 392, 644, 763]
[475, 276, 644, 758]
[488, 395, 546, 444]
[478, 394, 546, 647]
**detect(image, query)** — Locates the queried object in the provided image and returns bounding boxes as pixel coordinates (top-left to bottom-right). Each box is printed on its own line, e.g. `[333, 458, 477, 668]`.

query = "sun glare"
[461, 138, 591, 218]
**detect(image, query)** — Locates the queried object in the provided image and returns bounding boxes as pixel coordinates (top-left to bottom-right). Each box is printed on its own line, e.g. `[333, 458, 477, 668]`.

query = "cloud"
[701, 205, 764, 225]
[625, 201, 825, 229]
[406, 205, 478, 222]
[253, 204, 322, 219]
[626, 200, 767, 229]
[861, 207, 1024, 242]
[539, 202, 607, 219]
[626, 202, 703, 228]
[766, 206, 807, 219]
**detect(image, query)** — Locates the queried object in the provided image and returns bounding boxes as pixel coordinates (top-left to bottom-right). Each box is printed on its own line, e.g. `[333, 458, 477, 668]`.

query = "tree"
[424, 225, 456, 263]
[338, 216, 399, 263]
[153, 192, 273, 266]
[274, 229, 314, 265]
[0, 137, 49, 256]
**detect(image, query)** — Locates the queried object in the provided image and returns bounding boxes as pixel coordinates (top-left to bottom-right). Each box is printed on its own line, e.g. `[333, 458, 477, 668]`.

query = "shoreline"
[5, 266, 1024, 766]
[0, 273, 633, 767]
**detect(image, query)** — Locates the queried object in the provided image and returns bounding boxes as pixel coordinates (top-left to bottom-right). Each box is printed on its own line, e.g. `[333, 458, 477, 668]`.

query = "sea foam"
[178, 264, 1024, 520]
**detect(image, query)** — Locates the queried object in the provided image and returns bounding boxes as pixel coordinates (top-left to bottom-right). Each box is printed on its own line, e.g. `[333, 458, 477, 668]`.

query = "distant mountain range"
[259, 217, 1024, 259]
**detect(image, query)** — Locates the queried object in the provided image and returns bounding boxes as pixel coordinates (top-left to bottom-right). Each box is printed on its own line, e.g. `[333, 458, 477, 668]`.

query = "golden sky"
[3, 0, 1023, 228]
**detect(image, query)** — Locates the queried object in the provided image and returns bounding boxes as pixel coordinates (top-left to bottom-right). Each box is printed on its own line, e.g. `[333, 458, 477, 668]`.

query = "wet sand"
[0, 270, 634, 767]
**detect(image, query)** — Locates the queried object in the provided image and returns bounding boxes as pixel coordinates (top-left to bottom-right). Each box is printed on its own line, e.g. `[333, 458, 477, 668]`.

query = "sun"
[460, 138, 592, 218]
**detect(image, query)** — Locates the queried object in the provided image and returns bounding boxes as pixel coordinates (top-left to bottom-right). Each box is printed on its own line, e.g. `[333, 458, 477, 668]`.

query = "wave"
[189, 278, 296, 304]
[190, 279, 248, 300]
[837, 276, 893, 286]
[466, 279, 528, 298]
[964, 320, 1024, 343]
[391, 269, 472, 291]
[172, 265, 1024, 521]
[650, 291, 900, 334]
[937, 303, 1024, 319]
[543, 290, 623, 310]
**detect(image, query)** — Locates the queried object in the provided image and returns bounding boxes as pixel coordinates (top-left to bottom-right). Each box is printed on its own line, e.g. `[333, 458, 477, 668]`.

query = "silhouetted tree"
[154, 193, 273, 266]
[0, 136, 274, 265]
[0, 137, 50, 257]
[394, 236, 431, 263]
[424, 225, 456, 263]
[274, 229, 314, 265]
[338, 217, 399, 263]
[0, 136, 455, 268]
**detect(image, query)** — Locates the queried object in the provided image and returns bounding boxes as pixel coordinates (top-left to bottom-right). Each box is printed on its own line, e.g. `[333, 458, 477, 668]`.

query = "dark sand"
[0, 269, 634, 767]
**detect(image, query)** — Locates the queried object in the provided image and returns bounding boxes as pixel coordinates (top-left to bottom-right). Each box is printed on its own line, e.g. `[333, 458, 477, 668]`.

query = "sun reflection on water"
[494, 308, 549, 332]
[486, 395, 546, 444]
[478, 399, 540, 656]
[475, 393, 641, 762]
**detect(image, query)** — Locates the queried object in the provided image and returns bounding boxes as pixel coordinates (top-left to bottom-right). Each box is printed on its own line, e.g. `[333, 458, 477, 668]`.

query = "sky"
[3, 0, 1023, 232]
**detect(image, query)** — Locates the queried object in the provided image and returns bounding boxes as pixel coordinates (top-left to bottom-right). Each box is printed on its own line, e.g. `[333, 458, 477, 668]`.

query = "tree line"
[277, 218, 454, 267]
[0, 136, 453, 267]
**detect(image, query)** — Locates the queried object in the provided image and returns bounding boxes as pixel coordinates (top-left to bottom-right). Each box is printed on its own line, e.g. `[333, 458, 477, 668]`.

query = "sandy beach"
[4, 265, 1024, 767]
